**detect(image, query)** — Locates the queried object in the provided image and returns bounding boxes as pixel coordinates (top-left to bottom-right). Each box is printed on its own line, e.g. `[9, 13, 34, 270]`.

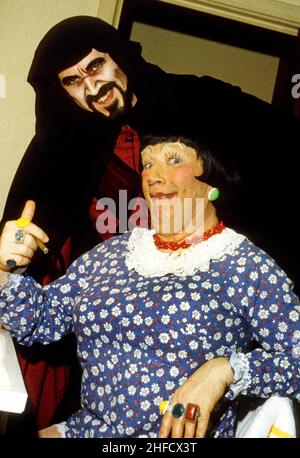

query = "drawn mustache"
[86, 82, 116, 109]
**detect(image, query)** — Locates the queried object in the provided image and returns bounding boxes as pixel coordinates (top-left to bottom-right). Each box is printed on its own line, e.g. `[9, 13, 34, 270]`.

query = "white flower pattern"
[0, 228, 299, 438]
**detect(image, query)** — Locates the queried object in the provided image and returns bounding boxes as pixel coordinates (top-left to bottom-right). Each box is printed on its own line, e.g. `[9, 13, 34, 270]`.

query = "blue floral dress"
[1, 228, 299, 437]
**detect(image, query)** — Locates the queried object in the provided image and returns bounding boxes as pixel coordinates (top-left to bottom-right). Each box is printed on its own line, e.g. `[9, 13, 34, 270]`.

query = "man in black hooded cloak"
[1, 15, 299, 432]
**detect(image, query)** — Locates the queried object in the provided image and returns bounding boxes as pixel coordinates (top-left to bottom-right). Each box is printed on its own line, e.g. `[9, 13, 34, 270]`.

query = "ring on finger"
[16, 217, 30, 228]
[15, 229, 26, 244]
[171, 403, 185, 419]
[159, 400, 170, 415]
[6, 259, 16, 268]
[184, 403, 200, 423]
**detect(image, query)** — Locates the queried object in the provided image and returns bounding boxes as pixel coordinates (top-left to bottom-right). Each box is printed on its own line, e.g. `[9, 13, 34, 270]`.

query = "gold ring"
[159, 400, 170, 415]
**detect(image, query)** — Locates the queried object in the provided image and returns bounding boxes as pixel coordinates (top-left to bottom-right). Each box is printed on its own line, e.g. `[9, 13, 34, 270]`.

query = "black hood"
[23, 15, 243, 195]
[27, 15, 163, 143]
[28, 15, 147, 89]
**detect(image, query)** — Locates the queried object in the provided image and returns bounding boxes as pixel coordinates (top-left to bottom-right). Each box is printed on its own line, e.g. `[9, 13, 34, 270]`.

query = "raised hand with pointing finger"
[0, 200, 49, 271]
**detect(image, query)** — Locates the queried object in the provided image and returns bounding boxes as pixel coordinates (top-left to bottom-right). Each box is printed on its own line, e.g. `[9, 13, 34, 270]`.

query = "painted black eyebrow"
[61, 75, 79, 85]
[85, 57, 105, 72]
[60, 57, 105, 85]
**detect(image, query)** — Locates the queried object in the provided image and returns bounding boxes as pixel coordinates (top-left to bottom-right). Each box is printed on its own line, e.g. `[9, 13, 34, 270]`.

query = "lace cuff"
[226, 351, 251, 400]
[0, 272, 25, 293]
[0, 272, 10, 290]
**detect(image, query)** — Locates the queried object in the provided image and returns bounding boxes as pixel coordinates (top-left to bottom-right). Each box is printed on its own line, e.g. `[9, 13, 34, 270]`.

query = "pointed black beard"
[86, 82, 134, 121]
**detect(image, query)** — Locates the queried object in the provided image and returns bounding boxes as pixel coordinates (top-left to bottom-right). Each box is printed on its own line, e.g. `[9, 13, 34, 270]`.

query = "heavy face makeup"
[141, 142, 217, 239]
[58, 48, 137, 119]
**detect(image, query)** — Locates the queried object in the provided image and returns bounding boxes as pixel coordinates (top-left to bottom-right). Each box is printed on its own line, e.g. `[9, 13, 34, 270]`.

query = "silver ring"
[15, 229, 25, 243]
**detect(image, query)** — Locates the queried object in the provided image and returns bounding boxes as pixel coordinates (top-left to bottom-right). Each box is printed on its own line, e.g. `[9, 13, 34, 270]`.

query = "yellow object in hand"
[16, 217, 31, 228]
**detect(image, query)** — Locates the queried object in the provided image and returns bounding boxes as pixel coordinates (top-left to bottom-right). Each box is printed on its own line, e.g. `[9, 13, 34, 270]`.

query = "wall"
[0, 0, 100, 217]
[130, 21, 279, 102]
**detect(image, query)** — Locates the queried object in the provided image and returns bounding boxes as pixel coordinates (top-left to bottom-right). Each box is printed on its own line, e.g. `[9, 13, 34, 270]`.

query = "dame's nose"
[146, 165, 166, 186]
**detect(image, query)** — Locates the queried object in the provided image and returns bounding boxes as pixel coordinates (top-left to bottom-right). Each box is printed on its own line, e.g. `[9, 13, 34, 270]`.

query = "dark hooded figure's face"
[58, 48, 136, 119]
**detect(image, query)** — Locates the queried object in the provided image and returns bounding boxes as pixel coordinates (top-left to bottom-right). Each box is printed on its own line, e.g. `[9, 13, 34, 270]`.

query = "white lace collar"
[125, 227, 245, 278]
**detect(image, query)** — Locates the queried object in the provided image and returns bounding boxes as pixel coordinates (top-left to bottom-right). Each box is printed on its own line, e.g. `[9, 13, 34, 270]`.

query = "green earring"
[208, 187, 220, 201]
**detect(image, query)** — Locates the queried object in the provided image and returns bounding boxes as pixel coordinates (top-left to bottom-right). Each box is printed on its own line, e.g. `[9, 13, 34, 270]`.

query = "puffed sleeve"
[226, 248, 300, 401]
[0, 250, 93, 345]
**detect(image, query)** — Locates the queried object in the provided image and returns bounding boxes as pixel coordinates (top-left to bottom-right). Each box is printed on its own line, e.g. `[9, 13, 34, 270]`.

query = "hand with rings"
[159, 357, 234, 438]
[0, 200, 49, 271]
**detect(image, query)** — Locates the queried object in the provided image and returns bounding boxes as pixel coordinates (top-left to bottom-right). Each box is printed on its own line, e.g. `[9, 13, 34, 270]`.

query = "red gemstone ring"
[184, 403, 200, 423]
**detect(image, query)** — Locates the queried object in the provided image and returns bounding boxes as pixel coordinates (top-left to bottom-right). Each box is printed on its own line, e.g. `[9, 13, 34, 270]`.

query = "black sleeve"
[0, 136, 81, 280]
[0, 119, 117, 282]
[2, 136, 73, 241]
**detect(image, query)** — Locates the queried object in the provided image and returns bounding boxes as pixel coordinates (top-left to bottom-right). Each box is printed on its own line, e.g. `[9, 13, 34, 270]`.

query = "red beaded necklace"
[153, 221, 225, 251]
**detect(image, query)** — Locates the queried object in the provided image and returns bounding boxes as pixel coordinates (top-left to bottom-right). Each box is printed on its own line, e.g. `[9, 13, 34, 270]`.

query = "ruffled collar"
[125, 227, 245, 278]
